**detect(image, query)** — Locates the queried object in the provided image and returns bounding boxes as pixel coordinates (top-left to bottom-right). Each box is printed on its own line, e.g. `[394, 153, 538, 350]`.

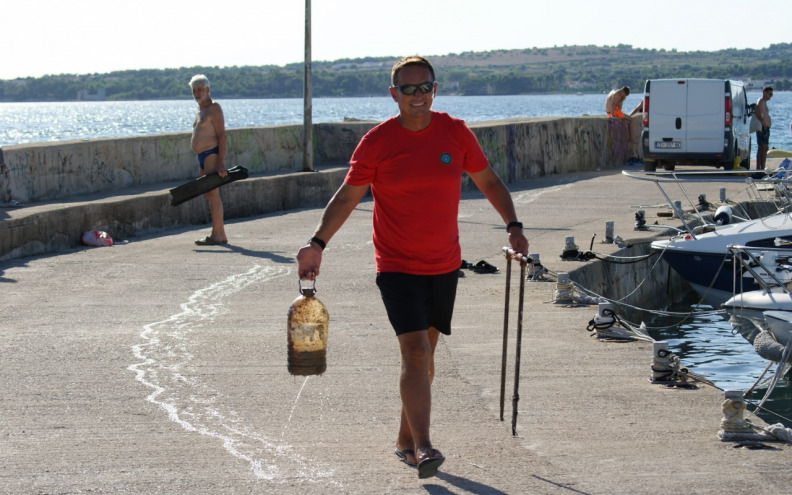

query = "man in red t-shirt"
[297, 56, 528, 479]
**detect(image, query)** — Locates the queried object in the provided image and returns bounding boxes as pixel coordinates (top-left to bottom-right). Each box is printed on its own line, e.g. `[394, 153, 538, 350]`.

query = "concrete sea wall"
[0, 116, 633, 260]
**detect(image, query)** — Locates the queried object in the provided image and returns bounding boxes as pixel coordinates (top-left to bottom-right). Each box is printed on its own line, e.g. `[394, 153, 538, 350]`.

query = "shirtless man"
[606, 86, 642, 163]
[754, 86, 773, 170]
[189, 74, 228, 245]
[605, 86, 630, 119]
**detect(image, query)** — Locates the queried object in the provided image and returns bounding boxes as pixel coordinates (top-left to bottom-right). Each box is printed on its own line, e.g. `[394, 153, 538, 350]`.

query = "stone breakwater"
[0, 116, 633, 260]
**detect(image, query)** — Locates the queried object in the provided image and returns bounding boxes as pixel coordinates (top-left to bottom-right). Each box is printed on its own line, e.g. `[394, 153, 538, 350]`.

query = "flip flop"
[417, 448, 445, 479]
[472, 260, 498, 273]
[394, 448, 417, 467]
[460, 259, 474, 270]
[195, 236, 228, 246]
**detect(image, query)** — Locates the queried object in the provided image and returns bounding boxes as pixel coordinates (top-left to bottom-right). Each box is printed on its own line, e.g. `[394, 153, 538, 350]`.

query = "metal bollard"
[651, 341, 673, 383]
[554, 272, 573, 304]
[604, 221, 614, 243]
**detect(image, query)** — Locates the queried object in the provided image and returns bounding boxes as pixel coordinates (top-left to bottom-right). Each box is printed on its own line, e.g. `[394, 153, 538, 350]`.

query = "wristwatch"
[309, 236, 326, 250]
[506, 221, 523, 232]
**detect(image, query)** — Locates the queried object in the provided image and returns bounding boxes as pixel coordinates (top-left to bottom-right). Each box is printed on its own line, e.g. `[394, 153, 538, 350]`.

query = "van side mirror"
[748, 103, 756, 116]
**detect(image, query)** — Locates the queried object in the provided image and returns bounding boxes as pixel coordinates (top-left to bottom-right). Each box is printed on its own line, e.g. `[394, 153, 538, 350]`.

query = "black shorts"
[757, 127, 771, 146]
[375, 270, 459, 336]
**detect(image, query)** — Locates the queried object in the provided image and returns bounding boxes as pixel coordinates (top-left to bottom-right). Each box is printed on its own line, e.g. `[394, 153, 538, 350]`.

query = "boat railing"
[622, 169, 792, 240]
[727, 244, 792, 295]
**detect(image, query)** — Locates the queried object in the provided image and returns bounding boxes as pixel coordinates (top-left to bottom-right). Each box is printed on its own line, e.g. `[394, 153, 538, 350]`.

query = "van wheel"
[643, 160, 657, 172]
[663, 163, 676, 171]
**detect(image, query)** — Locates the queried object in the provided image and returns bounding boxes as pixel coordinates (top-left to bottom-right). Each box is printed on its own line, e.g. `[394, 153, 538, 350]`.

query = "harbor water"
[2, 92, 791, 153]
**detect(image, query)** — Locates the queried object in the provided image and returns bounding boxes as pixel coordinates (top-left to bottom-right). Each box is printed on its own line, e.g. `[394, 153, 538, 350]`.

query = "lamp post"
[302, 0, 314, 172]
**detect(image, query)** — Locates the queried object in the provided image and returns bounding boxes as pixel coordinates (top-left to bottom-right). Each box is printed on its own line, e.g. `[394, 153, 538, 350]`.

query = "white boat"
[716, 246, 792, 404]
[722, 247, 792, 341]
[657, 224, 792, 307]
[622, 169, 792, 307]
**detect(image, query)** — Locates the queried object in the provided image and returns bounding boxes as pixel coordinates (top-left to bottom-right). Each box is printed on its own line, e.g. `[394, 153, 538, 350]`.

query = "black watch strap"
[506, 221, 523, 231]
[309, 236, 326, 250]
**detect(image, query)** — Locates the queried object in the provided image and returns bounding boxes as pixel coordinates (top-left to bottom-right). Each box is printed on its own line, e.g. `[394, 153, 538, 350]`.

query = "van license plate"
[655, 141, 681, 149]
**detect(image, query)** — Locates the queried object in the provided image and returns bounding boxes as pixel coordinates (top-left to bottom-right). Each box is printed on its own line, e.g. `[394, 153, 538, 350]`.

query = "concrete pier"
[2, 166, 791, 494]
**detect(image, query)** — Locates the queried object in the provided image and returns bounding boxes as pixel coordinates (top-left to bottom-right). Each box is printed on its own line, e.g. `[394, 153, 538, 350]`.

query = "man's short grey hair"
[189, 74, 210, 89]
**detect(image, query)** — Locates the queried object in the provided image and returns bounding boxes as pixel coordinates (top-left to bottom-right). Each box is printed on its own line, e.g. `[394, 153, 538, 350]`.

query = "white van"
[640, 78, 752, 171]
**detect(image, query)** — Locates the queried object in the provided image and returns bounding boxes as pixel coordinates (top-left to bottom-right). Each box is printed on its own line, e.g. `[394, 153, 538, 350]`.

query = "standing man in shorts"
[755, 86, 773, 170]
[296, 56, 528, 479]
[189, 74, 228, 245]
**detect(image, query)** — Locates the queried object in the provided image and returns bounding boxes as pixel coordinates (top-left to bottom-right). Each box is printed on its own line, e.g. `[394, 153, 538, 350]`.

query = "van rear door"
[686, 79, 725, 153]
[648, 80, 688, 153]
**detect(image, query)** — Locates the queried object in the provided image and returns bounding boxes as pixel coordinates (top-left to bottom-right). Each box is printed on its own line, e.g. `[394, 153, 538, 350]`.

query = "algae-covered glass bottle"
[287, 280, 329, 376]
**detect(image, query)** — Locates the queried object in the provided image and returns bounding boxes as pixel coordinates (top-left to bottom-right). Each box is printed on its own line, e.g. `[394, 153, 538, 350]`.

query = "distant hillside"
[2, 44, 791, 102]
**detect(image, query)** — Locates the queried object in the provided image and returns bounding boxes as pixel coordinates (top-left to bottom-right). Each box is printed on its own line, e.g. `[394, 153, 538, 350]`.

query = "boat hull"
[652, 213, 792, 306]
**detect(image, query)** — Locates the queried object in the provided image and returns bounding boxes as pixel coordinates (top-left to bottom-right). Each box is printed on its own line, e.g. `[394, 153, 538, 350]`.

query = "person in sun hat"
[296, 55, 528, 479]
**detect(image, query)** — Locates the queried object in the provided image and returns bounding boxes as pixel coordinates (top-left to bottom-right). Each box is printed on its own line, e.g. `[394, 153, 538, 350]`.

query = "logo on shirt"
[440, 153, 452, 165]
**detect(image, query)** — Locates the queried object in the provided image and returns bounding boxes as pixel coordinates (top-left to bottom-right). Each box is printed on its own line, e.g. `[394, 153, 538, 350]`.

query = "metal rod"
[512, 260, 527, 436]
[499, 253, 512, 421]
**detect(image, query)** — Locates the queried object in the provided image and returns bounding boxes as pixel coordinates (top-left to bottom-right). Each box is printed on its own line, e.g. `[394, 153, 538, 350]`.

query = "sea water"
[648, 292, 792, 429]
[2, 92, 791, 153]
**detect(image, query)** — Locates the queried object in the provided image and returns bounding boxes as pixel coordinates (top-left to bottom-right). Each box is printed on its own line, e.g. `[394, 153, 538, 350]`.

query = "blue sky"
[3, 0, 790, 80]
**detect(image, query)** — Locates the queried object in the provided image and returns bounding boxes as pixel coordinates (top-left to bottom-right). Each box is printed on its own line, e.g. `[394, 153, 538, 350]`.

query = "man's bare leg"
[201, 155, 227, 242]
[396, 327, 440, 461]
[758, 143, 768, 170]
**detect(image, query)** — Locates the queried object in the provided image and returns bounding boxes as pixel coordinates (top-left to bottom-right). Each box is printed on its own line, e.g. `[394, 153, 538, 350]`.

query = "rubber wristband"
[309, 236, 326, 250]
[506, 221, 523, 231]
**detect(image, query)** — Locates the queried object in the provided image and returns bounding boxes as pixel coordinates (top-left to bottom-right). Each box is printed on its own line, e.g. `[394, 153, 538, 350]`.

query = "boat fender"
[754, 331, 785, 363]
[714, 205, 733, 225]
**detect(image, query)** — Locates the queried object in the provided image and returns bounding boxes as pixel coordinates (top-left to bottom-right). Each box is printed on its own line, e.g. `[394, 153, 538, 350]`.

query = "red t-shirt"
[345, 112, 489, 275]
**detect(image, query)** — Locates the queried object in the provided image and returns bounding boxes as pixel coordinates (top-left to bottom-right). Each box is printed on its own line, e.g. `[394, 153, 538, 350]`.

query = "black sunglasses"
[391, 81, 435, 95]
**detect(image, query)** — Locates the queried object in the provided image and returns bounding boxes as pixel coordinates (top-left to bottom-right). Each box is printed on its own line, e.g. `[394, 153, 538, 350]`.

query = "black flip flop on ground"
[472, 260, 498, 273]
[394, 448, 417, 467]
[417, 449, 445, 479]
[194, 236, 228, 246]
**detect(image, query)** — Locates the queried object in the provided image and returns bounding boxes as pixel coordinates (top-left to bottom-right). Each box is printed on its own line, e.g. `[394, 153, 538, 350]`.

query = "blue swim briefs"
[197, 146, 219, 169]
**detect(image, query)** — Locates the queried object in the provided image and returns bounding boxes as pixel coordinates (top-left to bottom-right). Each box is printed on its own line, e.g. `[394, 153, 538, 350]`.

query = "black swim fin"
[169, 166, 249, 206]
